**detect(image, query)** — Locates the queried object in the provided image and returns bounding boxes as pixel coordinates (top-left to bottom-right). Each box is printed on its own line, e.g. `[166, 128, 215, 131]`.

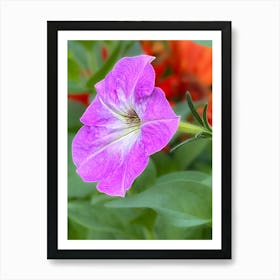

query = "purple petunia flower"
[72, 55, 179, 197]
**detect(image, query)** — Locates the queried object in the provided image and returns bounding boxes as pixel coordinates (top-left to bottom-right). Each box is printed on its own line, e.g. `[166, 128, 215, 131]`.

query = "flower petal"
[96, 140, 149, 197]
[72, 124, 141, 182]
[80, 93, 127, 129]
[95, 55, 155, 109]
[139, 87, 180, 155]
[140, 87, 179, 122]
[134, 61, 156, 103]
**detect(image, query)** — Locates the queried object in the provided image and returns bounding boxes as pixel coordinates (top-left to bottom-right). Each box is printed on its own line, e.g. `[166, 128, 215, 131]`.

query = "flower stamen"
[125, 109, 141, 126]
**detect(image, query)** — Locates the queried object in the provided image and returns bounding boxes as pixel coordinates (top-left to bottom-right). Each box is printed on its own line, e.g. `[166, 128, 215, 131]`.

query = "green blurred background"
[68, 40, 212, 240]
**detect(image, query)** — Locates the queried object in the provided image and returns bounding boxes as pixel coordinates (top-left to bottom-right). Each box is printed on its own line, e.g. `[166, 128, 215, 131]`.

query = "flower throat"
[125, 109, 141, 126]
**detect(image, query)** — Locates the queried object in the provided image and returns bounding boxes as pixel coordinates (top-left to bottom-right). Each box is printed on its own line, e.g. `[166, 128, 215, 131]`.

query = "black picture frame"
[47, 21, 231, 259]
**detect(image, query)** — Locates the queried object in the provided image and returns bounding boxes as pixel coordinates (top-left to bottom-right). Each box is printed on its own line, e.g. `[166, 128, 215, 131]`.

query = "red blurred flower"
[101, 46, 108, 61]
[68, 68, 92, 107]
[141, 40, 212, 123]
[169, 41, 212, 87]
[157, 75, 181, 100]
[68, 93, 90, 107]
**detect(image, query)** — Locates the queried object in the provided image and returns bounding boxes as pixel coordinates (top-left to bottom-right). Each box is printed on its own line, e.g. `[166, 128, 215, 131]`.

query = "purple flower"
[72, 55, 179, 197]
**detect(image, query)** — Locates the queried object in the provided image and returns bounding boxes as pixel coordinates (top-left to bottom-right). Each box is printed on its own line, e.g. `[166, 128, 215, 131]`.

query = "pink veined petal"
[95, 78, 120, 107]
[140, 120, 179, 155]
[80, 93, 127, 130]
[96, 140, 149, 197]
[72, 125, 124, 169]
[72, 123, 143, 194]
[96, 55, 155, 108]
[140, 87, 179, 122]
[139, 87, 180, 155]
[134, 61, 156, 103]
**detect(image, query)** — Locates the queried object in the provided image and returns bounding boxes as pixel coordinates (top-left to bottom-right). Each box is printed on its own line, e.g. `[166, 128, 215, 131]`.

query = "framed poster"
[47, 21, 231, 259]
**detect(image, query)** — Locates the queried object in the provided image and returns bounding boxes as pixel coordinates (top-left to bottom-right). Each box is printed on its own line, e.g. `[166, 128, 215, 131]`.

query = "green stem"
[178, 121, 210, 135]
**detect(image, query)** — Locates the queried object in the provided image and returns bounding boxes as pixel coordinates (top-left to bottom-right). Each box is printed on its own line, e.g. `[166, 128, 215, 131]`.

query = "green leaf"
[68, 218, 89, 239]
[130, 208, 157, 232]
[186, 91, 204, 126]
[157, 171, 212, 188]
[68, 200, 148, 239]
[151, 152, 178, 176]
[106, 175, 212, 228]
[170, 137, 197, 152]
[173, 101, 191, 121]
[68, 133, 97, 198]
[193, 40, 212, 47]
[68, 58, 80, 81]
[129, 208, 158, 239]
[154, 215, 212, 240]
[68, 201, 125, 233]
[173, 138, 210, 169]
[171, 130, 212, 152]
[203, 103, 212, 132]
[75, 40, 94, 51]
[86, 42, 122, 90]
[130, 159, 157, 194]
[68, 41, 91, 70]
[121, 41, 142, 56]
[90, 193, 112, 206]
[68, 100, 85, 132]
[92, 41, 104, 71]
[187, 139, 212, 173]
[68, 79, 89, 94]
